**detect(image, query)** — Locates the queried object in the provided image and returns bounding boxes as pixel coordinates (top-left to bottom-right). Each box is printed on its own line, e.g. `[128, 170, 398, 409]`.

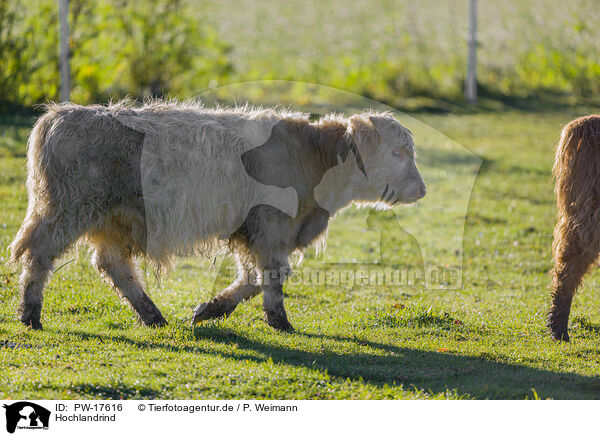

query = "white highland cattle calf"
[9, 100, 426, 331]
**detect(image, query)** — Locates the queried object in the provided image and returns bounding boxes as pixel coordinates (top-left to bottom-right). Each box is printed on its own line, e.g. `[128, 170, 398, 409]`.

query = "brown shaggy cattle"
[549, 115, 600, 341]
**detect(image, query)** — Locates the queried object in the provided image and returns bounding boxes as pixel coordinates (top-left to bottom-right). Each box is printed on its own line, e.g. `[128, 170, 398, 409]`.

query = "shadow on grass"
[418, 147, 481, 170]
[571, 316, 600, 335]
[366, 86, 600, 115]
[60, 326, 600, 400]
[193, 327, 600, 399]
[70, 382, 160, 399]
[478, 160, 551, 179]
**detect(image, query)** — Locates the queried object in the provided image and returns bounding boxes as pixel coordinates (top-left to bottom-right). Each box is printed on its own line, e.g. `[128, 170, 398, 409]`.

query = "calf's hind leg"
[19, 252, 54, 330]
[92, 240, 166, 327]
[16, 217, 83, 330]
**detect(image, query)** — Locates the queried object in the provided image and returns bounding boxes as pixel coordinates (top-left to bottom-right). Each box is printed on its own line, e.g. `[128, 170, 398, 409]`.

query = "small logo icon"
[3, 402, 50, 433]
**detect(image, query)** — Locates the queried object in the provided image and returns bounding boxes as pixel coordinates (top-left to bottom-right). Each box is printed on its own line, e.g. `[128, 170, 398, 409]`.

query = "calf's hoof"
[192, 297, 236, 325]
[20, 316, 43, 330]
[19, 307, 43, 330]
[140, 313, 168, 328]
[265, 310, 294, 332]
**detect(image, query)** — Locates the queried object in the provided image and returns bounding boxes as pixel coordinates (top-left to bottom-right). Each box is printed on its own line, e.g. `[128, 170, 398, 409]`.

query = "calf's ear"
[368, 115, 396, 142]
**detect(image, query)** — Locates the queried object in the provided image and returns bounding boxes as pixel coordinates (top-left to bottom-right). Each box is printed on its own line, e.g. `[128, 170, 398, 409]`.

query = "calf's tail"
[8, 109, 57, 268]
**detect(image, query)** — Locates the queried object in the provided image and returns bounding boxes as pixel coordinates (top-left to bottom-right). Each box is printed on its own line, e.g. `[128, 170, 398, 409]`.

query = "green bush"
[0, 0, 233, 109]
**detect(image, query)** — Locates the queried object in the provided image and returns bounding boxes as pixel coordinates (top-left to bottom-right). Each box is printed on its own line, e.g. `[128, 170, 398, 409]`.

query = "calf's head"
[349, 114, 426, 206]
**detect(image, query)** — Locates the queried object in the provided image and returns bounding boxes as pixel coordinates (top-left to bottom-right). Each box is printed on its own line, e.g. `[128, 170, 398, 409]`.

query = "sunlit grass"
[2, 107, 600, 399]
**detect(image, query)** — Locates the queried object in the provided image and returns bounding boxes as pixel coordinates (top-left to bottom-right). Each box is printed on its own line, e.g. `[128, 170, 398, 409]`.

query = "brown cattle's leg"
[261, 258, 294, 332]
[192, 260, 260, 324]
[92, 240, 166, 327]
[549, 236, 599, 341]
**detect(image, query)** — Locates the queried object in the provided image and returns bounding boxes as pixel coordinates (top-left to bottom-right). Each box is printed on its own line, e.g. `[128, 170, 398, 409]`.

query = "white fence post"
[59, 0, 70, 102]
[465, 0, 478, 103]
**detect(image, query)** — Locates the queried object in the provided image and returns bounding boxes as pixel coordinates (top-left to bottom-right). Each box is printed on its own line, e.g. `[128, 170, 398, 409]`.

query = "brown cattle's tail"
[549, 115, 600, 340]
[7, 110, 57, 267]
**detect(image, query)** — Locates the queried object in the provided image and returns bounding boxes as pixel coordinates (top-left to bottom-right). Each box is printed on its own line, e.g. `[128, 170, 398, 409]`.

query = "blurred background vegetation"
[1, 0, 599, 113]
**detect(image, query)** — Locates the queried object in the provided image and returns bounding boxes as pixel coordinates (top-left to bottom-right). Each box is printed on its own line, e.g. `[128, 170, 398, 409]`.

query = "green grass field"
[2, 104, 600, 400]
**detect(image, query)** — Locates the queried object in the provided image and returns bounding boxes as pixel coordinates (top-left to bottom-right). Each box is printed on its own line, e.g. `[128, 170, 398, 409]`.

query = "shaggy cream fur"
[9, 99, 426, 331]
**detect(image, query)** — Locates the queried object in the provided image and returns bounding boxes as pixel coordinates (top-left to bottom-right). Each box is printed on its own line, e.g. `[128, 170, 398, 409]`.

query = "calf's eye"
[392, 150, 404, 161]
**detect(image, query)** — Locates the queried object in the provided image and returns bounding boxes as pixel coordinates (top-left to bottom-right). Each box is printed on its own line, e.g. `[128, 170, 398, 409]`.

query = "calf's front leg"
[261, 259, 294, 332]
[192, 262, 260, 324]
